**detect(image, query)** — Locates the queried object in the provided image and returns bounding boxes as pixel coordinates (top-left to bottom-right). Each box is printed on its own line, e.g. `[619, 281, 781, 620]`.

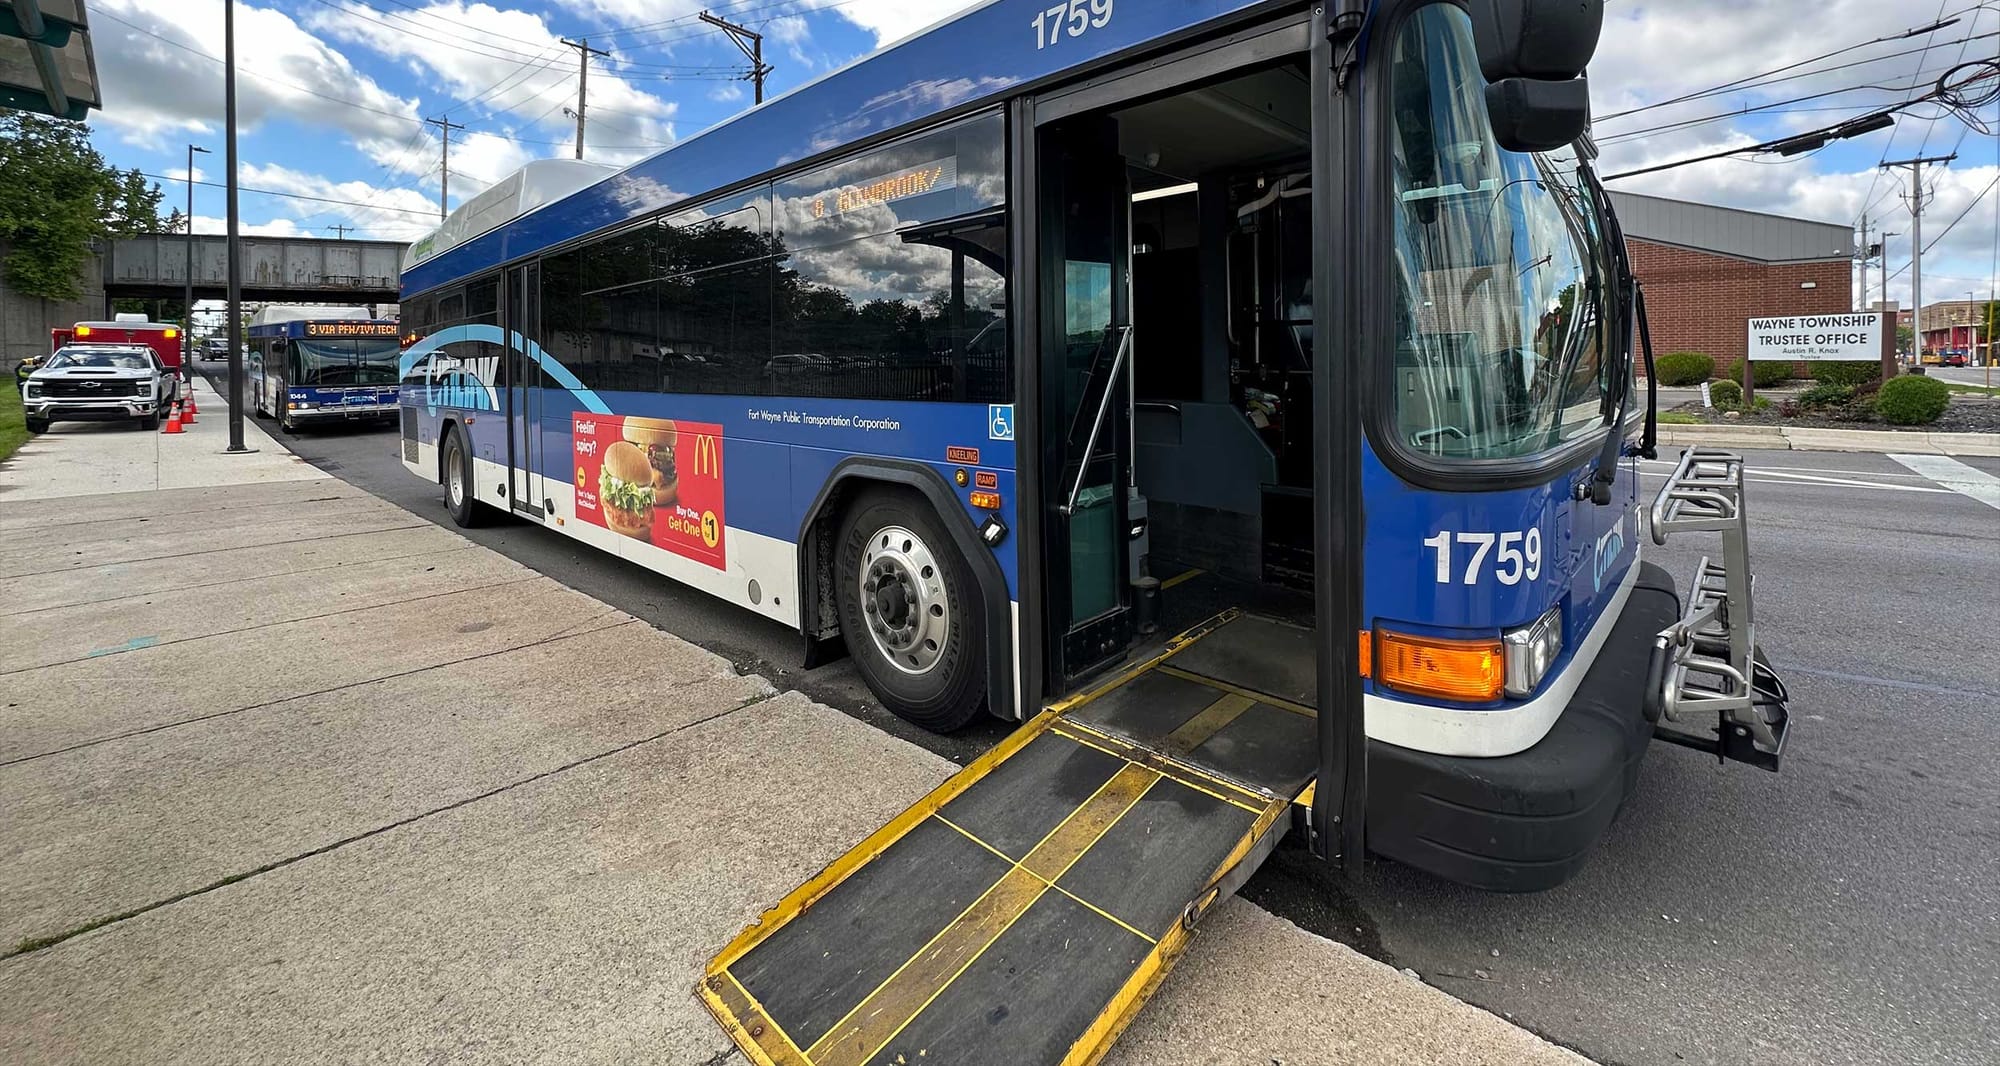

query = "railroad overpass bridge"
[104, 234, 407, 306]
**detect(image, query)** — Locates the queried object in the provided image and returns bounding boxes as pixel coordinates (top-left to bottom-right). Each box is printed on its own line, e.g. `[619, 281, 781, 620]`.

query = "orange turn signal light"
[74, 325, 92, 337]
[1376, 630, 1504, 703]
[164, 327, 179, 339]
[969, 490, 1003, 511]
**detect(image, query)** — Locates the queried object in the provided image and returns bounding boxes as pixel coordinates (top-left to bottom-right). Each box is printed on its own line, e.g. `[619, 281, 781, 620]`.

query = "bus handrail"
[1061, 325, 1133, 518]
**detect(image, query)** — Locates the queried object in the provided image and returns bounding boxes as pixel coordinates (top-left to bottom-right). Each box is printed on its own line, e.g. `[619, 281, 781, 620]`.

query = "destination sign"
[810, 156, 958, 218]
[305, 322, 399, 337]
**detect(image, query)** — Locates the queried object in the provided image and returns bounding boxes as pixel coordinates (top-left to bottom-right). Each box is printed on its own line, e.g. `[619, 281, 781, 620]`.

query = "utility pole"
[1857, 214, 1870, 314]
[426, 115, 465, 220]
[223, 0, 253, 454]
[560, 37, 611, 159]
[1883, 153, 1955, 366]
[1881, 232, 1898, 316]
[700, 11, 772, 104]
[183, 143, 209, 369]
[325, 223, 354, 238]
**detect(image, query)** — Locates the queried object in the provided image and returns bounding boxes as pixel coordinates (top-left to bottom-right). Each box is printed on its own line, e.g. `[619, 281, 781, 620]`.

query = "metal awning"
[0, 0, 100, 120]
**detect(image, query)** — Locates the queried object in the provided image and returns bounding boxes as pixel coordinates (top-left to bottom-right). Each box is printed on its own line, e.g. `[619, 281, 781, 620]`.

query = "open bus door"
[701, 13, 1364, 1066]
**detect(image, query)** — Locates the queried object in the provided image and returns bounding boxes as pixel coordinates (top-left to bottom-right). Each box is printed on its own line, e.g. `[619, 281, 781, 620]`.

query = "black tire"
[835, 488, 985, 732]
[25, 418, 48, 434]
[139, 413, 159, 430]
[441, 425, 487, 528]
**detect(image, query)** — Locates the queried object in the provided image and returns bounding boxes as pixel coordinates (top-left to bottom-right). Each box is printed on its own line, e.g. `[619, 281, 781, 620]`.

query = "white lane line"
[1637, 467, 1951, 493]
[1889, 454, 2000, 511]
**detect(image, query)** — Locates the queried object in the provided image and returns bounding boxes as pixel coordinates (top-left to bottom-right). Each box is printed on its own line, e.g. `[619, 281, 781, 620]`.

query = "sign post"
[1746, 314, 1887, 398]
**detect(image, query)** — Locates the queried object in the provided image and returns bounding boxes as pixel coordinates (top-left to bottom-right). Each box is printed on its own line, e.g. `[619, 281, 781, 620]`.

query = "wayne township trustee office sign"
[1747, 313, 1884, 361]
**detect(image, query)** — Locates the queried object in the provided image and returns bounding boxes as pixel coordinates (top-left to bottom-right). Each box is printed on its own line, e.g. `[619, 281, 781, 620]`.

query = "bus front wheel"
[441, 426, 488, 529]
[835, 489, 985, 733]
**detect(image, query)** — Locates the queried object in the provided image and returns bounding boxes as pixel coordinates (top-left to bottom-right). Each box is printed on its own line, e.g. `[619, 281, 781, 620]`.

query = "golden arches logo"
[689, 433, 721, 479]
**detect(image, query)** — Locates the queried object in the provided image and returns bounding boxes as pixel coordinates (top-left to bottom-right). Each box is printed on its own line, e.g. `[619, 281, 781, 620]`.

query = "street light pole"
[183, 143, 209, 372]
[222, 0, 252, 453]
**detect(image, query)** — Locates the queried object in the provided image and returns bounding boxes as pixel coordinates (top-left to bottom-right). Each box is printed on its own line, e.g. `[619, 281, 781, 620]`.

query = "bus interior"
[1040, 57, 1321, 797]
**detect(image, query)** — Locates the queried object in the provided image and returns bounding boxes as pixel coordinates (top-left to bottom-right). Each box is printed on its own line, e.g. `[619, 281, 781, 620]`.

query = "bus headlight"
[1502, 605, 1564, 698]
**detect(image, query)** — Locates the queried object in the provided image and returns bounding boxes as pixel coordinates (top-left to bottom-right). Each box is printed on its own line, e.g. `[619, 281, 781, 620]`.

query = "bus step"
[702, 616, 1298, 1066]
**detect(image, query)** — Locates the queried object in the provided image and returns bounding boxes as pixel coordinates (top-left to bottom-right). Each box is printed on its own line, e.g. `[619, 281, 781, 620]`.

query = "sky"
[79, 0, 2000, 310]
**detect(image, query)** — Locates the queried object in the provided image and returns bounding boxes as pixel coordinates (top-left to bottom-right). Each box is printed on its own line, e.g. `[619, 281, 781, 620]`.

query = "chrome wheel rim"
[860, 525, 950, 676]
[446, 446, 465, 509]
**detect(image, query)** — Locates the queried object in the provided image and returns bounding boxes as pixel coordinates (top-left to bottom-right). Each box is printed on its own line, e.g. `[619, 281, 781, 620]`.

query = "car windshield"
[47, 348, 152, 370]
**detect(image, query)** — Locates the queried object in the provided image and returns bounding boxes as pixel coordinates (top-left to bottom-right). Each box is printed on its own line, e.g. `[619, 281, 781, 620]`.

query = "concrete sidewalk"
[0, 374, 324, 500]
[0, 434, 1586, 1063]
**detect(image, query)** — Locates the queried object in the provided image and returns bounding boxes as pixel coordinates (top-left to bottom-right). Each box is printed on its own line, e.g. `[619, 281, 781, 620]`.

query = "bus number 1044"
[1033, 0, 1113, 50]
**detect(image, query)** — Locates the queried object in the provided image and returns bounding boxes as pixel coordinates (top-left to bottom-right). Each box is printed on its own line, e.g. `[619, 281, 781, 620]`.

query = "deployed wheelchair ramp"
[702, 613, 1309, 1066]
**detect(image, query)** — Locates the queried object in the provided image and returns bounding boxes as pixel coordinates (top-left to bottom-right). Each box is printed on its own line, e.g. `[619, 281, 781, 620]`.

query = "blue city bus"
[247, 307, 402, 432]
[400, 5, 1791, 1056]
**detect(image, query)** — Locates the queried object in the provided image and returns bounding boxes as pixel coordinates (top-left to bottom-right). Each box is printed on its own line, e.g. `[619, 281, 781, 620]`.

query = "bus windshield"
[1386, 3, 1612, 462]
[293, 337, 402, 386]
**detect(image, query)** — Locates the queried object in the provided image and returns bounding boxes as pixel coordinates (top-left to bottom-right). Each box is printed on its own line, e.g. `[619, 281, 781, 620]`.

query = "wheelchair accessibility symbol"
[988, 404, 1014, 441]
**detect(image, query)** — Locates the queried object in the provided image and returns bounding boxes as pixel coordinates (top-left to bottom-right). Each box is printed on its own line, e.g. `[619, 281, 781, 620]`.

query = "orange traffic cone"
[162, 409, 183, 434]
[184, 395, 198, 415]
[179, 401, 196, 424]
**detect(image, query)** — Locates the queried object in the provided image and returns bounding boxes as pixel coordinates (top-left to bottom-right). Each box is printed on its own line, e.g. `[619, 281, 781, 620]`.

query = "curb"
[1657, 423, 2000, 457]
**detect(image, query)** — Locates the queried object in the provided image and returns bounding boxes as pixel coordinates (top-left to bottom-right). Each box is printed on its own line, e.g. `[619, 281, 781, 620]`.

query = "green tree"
[0, 113, 168, 300]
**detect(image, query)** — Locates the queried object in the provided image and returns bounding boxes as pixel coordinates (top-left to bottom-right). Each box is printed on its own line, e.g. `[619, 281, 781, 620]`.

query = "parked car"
[21, 345, 180, 433]
[764, 353, 832, 376]
[1942, 352, 1969, 367]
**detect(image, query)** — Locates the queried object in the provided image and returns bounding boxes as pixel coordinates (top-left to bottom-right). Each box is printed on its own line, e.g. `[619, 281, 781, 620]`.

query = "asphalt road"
[259, 402, 1999, 1066]
[1929, 366, 2000, 389]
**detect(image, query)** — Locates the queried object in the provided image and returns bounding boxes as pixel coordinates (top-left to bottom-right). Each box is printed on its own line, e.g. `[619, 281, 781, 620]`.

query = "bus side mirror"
[1464, 0, 1603, 153]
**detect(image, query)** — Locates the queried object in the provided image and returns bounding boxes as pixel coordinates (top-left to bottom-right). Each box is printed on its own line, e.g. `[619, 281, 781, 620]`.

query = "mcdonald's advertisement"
[572, 414, 727, 570]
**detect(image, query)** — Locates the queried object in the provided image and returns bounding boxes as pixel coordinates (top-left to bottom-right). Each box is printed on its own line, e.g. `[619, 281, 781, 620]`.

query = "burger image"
[624, 419, 680, 507]
[599, 441, 656, 541]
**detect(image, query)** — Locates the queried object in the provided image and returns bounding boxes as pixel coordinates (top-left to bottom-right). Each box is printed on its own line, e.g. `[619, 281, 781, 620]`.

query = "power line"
[1598, 28, 1992, 125]
[1598, 62, 1977, 145]
[136, 172, 441, 218]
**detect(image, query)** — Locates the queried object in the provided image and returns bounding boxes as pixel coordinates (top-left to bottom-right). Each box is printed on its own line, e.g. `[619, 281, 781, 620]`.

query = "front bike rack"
[1645, 448, 1789, 771]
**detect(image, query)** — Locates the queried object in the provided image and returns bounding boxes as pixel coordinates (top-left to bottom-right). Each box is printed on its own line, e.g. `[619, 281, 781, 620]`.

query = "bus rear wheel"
[441, 426, 488, 528]
[835, 489, 984, 732]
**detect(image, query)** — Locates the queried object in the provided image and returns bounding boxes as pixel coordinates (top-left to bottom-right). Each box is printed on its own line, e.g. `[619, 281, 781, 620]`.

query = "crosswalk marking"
[1889, 454, 2000, 511]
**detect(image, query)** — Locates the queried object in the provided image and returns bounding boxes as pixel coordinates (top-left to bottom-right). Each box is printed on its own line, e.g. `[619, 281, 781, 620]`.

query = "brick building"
[1608, 192, 1856, 368]
[1915, 299, 1994, 363]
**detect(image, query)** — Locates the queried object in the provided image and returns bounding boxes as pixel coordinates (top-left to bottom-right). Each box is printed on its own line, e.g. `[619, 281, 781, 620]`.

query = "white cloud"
[305, 1, 679, 169]
[831, 0, 979, 47]
[1591, 0, 2000, 304]
[89, 0, 420, 150]
[236, 162, 446, 241]
[186, 215, 318, 239]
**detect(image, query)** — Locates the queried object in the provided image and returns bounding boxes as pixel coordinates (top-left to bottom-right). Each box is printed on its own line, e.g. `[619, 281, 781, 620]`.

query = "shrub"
[1812, 361, 1880, 387]
[1796, 382, 1855, 410]
[1875, 375, 1951, 425]
[1708, 379, 1743, 408]
[1721, 359, 1793, 388]
[1655, 351, 1714, 386]
[1752, 396, 1773, 412]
